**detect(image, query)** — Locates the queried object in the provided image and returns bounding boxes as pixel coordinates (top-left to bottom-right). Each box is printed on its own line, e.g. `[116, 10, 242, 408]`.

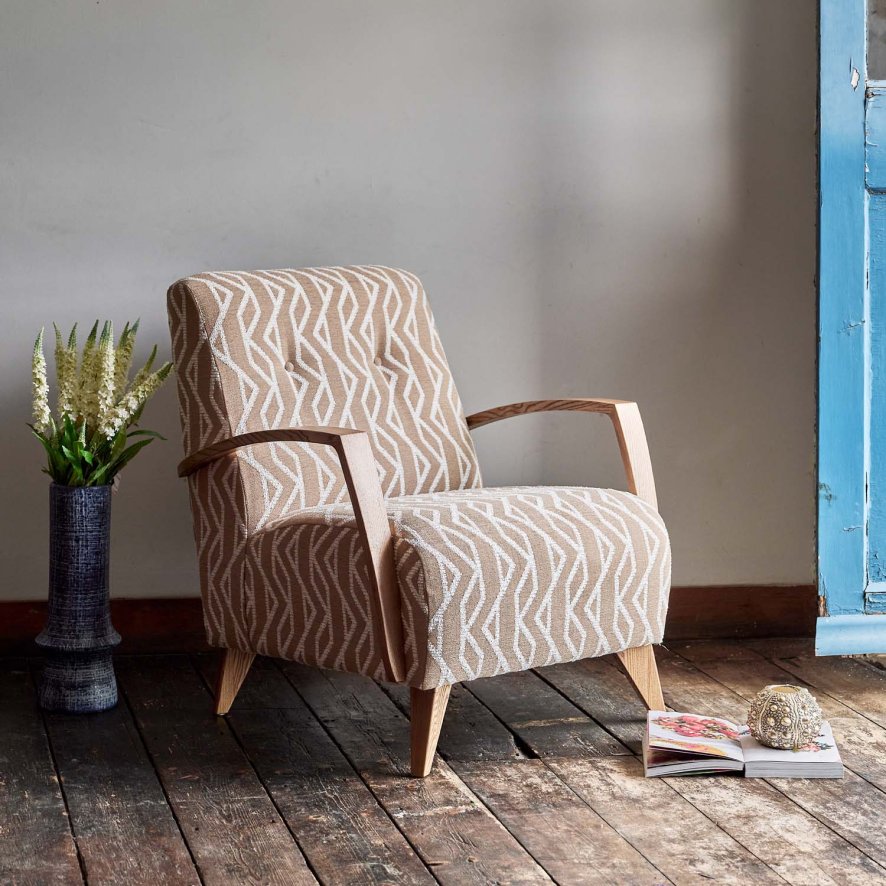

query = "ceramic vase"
[36, 484, 121, 712]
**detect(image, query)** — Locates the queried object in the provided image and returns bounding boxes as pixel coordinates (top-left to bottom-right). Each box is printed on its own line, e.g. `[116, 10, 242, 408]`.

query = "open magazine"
[643, 711, 843, 778]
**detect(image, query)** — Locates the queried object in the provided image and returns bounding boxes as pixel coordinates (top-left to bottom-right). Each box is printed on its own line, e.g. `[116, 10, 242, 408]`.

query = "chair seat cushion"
[244, 486, 671, 689]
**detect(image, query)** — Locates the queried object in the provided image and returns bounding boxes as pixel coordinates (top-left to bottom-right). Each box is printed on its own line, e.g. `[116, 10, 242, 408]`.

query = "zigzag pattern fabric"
[168, 266, 671, 686]
[168, 266, 481, 652]
[249, 486, 670, 689]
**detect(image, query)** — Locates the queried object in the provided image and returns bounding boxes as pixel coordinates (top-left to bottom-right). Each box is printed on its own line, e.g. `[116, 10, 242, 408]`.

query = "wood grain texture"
[215, 648, 255, 715]
[384, 681, 526, 763]
[537, 656, 651, 753]
[0, 662, 82, 885]
[546, 755, 784, 884]
[467, 670, 628, 758]
[382, 681, 664, 883]
[462, 662, 787, 882]
[6, 641, 886, 884]
[178, 426, 406, 683]
[456, 758, 666, 885]
[662, 771, 886, 885]
[664, 585, 817, 640]
[194, 655, 435, 885]
[552, 647, 886, 884]
[465, 398, 627, 429]
[674, 639, 886, 795]
[465, 397, 657, 507]
[44, 699, 198, 884]
[648, 645, 886, 869]
[410, 685, 451, 777]
[749, 638, 886, 729]
[117, 656, 317, 886]
[176, 425, 364, 477]
[616, 644, 665, 711]
[280, 662, 551, 885]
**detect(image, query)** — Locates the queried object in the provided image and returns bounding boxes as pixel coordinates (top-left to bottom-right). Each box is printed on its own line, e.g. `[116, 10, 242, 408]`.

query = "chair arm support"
[465, 398, 658, 510]
[178, 427, 406, 683]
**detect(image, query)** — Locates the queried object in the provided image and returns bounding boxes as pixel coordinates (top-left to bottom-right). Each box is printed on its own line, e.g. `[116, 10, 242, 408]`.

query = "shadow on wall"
[517, 1, 816, 586]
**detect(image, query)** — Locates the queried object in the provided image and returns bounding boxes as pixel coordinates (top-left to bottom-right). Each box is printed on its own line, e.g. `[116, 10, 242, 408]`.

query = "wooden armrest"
[465, 398, 658, 509]
[179, 427, 406, 683]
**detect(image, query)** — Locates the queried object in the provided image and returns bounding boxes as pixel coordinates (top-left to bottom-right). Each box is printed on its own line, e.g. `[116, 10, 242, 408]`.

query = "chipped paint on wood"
[816, 613, 886, 653]
[818, 0, 868, 626]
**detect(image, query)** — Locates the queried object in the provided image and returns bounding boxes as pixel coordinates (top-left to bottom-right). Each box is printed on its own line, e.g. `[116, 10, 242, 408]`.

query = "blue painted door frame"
[818, 0, 886, 653]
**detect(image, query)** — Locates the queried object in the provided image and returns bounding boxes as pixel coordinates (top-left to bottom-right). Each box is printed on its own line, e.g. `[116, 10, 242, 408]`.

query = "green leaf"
[126, 429, 165, 440]
[112, 428, 127, 457]
[110, 437, 156, 471]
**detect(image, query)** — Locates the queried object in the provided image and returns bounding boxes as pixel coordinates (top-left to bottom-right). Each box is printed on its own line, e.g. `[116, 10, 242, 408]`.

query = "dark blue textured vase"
[37, 484, 121, 712]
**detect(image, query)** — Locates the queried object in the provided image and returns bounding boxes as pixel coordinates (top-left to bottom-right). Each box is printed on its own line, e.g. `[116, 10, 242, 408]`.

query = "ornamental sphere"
[747, 685, 822, 750]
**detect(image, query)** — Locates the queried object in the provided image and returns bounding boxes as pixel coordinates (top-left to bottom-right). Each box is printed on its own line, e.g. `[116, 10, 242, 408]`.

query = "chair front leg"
[410, 685, 451, 777]
[617, 644, 665, 710]
[214, 648, 256, 715]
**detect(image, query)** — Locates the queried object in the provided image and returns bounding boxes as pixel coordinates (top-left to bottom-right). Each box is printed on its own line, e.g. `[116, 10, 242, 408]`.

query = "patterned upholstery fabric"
[248, 487, 670, 689]
[168, 265, 671, 687]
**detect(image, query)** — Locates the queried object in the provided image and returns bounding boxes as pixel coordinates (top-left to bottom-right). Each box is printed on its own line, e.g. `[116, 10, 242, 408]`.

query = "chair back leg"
[616, 644, 665, 710]
[215, 648, 256, 715]
[410, 685, 451, 777]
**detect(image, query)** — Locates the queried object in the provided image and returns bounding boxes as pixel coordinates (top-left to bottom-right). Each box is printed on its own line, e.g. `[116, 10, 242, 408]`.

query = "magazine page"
[739, 721, 841, 767]
[647, 712, 744, 762]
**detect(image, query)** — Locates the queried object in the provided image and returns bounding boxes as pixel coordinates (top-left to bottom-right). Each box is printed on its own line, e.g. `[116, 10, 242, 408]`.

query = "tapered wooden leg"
[617, 644, 665, 711]
[214, 648, 255, 715]
[410, 685, 451, 777]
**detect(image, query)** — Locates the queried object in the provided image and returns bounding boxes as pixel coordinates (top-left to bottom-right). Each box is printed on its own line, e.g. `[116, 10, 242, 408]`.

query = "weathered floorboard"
[456, 758, 668, 885]
[0, 662, 82, 885]
[280, 662, 553, 885]
[535, 655, 652, 751]
[44, 698, 198, 885]
[468, 669, 629, 757]
[672, 639, 886, 793]
[663, 765, 886, 884]
[379, 681, 526, 763]
[194, 654, 434, 886]
[6, 642, 886, 886]
[649, 644, 886, 870]
[117, 656, 316, 886]
[546, 755, 785, 885]
[469, 661, 783, 884]
[747, 637, 886, 729]
[383, 682, 666, 884]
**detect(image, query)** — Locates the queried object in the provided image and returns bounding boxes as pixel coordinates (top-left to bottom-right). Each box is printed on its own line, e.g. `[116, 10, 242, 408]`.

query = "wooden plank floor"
[3, 639, 886, 885]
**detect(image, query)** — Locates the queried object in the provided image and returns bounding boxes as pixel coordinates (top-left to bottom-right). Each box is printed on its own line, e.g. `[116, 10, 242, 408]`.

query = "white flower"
[100, 362, 171, 439]
[114, 319, 138, 399]
[130, 343, 157, 393]
[54, 324, 78, 419]
[77, 320, 100, 425]
[32, 329, 51, 431]
[95, 321, 116, 431]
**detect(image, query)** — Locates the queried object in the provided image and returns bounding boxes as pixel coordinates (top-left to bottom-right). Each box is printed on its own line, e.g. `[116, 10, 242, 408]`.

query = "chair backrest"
[168, 265, 481, 533]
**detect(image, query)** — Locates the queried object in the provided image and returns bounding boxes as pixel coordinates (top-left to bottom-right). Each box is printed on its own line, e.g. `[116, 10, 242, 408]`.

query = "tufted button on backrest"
[168, 265, 482, 532]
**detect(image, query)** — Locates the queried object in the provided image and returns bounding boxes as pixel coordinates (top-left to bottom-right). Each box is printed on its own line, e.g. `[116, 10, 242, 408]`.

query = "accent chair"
[167, 265, 671, 776]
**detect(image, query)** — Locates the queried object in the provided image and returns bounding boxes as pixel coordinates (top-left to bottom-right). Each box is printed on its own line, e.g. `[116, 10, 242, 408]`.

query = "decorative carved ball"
[747, 685, 822, 749]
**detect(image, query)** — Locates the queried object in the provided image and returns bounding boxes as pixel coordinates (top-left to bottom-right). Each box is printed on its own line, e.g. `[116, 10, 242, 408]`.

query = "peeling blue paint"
[816, 614, 886, 654]
[818, 0, 884, 652]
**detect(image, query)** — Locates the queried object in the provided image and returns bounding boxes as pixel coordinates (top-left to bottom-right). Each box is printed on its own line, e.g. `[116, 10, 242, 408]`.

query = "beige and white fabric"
[248, 486, 670, 689]
[168, 265, 671, 687]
